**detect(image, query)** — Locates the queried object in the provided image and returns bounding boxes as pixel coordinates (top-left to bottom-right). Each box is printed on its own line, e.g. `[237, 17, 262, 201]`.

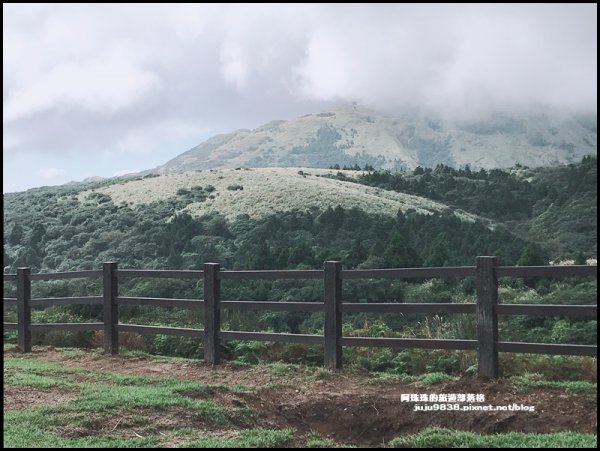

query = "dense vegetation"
[6, 157, 597, 273]
[3, 157, 597, 369]
[329, 155, 597, 258]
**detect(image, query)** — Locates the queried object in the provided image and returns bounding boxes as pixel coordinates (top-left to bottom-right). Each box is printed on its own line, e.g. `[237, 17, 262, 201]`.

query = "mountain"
[150, 104, 597, 174]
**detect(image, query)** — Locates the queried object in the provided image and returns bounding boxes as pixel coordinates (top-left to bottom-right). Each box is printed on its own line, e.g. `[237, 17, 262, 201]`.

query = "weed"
[306, 431, 337, 448]
[269, 361, 298, 377]
[417, 372, 459, 385]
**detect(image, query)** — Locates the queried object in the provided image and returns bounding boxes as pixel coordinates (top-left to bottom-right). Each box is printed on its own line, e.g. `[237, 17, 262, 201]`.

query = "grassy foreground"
[4, 356, 292, 448]
[390, 428, 596, 448]
[3, 348, 597, 448]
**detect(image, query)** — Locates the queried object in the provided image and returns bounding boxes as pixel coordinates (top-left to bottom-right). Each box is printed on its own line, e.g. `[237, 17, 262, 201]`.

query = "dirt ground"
[4, 347, 597, 447]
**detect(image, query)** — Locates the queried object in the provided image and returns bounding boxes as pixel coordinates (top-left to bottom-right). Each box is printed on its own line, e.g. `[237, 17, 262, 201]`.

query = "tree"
[8, 224, 23, 245]
[517, 243, 547, 266]
[575, 252, 587, 265]
[396, 209, 406, 226]
[517, 243, 548, 288]
[426, 238, 452, 267]
[288, 243, 314, 268]
[30, 223, 46, 245]
[382, 233, 423, 268]
[167, 245, 183, 269]
[346, 239, 367, 268]
[249, 239, 271, 270]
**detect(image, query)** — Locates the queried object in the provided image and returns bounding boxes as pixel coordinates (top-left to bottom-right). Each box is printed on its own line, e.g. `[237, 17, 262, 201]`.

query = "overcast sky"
[3, 3, 597, 193]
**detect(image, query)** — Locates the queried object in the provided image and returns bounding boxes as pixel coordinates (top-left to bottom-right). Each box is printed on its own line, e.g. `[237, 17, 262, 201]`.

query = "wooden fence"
[3, 257, 597, 378]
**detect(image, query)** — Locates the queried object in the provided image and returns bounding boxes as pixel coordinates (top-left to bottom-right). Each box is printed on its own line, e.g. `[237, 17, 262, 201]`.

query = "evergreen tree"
[426, 238, 452, 267]
[250, 239, 271, 270]
[575, 252, 587, 265]
[517, 243, 547, 266]
[383, 233, 423, 268]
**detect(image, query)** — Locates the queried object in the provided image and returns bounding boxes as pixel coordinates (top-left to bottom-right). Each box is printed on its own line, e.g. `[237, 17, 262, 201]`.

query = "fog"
[3, 4, 596, 191]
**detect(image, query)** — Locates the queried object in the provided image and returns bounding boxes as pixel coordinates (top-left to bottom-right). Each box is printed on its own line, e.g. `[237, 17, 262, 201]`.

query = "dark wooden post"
[324, 261, 342, 370]
[476, 256, 499, 378]
[103, 262, 119, 355]
[204, 263, 221, 364]
[17, 267, 32, 352]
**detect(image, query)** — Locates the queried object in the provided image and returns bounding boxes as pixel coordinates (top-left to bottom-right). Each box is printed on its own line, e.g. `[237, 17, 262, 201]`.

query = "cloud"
[3, 4, 597, 166]
[35, 167, 66, 178]
[4, 49, 159, 122]
[294, 4, 597, 117]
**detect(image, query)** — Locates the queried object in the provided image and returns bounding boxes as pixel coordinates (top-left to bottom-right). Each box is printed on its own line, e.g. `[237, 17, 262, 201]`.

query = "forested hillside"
[4, 157, 595, 273]
[3, 157, 596, 364]
[330, 155, 597, 260]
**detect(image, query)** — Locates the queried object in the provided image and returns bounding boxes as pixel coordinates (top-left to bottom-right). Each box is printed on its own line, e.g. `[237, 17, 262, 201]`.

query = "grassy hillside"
[152, 104, 597, 174]
[80, 167, 478, 222]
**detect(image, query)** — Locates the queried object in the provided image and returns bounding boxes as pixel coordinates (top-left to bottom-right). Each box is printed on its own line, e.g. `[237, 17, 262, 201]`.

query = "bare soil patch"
[205, 380, 597, 447]
[3, 385, 79, 411]
[53, 407, 235, 441]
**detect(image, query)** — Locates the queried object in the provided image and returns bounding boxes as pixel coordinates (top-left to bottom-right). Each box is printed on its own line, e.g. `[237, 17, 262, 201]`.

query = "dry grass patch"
[80, 167, 479, 223]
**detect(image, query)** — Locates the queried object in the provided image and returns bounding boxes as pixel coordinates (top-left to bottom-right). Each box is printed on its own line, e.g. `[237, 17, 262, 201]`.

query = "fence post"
[476, 256, 499, 378]
[17, 267, 32, 352]
[204, 263, 221, 364]
[103, 262, 119, 355]
[324, 261, 342, 370]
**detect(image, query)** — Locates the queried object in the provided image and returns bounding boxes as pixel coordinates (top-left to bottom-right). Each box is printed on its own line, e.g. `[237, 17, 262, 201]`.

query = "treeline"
[5, 194, 530, 274]
[338, 155, 596, 220]
[327, 155, 597, 257]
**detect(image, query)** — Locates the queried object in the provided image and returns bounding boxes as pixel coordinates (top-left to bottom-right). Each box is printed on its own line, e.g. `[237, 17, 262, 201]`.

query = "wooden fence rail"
[3, 257, 597, 378]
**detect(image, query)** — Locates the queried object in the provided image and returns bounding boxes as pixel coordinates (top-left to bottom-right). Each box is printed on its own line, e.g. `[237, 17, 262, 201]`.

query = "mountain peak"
[150, 106, 596, 175]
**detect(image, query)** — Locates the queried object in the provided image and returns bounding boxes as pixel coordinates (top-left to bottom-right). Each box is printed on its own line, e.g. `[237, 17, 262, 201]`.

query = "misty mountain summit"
[149, 105, 596, 175]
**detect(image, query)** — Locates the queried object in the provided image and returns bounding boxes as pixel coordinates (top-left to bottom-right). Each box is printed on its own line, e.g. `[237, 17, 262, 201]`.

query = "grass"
[303, 431, 357, 448]
[56, 348, 88, 358]
[119, 348, 199, 364]
[2, 356, 263, 448]
[4, 351, 597, 448]
[267, 361, 336, 381]
[179, 428, 295, 448]
[4, 413, 162, 448]
[305, 431, 338, 448]
[268, 361, 303, 377]
[3, 357, 99, 388]
[389, 427, 597, 448]
[416, 372, 459, 385]
[82, 167, 479, 222]
[510, 374, 597, 394]
[367, 371, 459, 385]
